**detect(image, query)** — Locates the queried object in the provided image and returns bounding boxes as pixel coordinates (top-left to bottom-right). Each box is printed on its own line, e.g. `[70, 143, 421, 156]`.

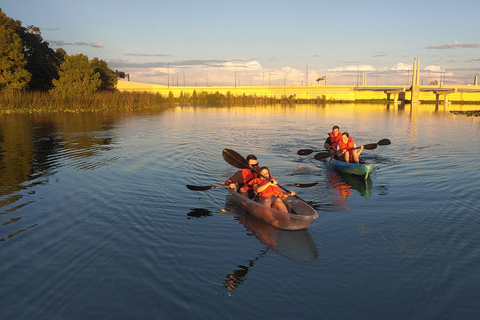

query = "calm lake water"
[1, 103, 480, 319]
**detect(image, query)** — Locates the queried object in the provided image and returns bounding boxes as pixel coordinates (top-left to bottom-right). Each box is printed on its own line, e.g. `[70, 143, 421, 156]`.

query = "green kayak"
[328, 157, 374, 179]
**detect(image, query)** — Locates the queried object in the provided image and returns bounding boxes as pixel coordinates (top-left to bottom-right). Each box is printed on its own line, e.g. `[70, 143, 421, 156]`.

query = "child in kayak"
[336, 132, 364, 164]
[252, 167, 295, 213]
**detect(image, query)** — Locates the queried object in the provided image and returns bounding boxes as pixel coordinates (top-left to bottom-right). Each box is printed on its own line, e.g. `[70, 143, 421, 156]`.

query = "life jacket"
[328, 131, 342, 148]
[241, 169, 258, 190]
[338, 137, 356, 154]
[253, 178, 284, 198]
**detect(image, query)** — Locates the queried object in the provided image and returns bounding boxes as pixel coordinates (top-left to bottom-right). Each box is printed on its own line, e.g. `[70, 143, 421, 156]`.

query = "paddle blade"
[377, 139, 391, 146]
[297, 149, 315, 156]
[222, 149, 249, 169]
[313, 152, 330, 161]
[363, 143, 378, 150]
[186, 185, 214, 191]
[290, 182, 318, 188]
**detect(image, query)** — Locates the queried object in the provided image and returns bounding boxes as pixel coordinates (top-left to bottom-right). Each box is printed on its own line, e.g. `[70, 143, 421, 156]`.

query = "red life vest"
[253, 178, 284, 198]
[338, 137, 355, 153]
[241, 169, 258, 190]
[328, 131, 342, 148]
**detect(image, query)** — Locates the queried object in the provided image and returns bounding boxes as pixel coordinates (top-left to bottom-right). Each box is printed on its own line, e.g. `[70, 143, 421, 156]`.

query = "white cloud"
[390, 63, 411, 71]
[328, 65, 376, 72]
[424, 65, 443, 72]
[425, 41, 480, 49]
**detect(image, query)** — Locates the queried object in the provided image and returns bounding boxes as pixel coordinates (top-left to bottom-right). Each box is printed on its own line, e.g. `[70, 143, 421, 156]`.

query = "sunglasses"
[250, 163, 259, 167]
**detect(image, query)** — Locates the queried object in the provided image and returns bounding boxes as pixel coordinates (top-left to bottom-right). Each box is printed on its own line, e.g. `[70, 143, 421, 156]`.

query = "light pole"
[167, 63, 170, 88]
[181, 70, 185, 86]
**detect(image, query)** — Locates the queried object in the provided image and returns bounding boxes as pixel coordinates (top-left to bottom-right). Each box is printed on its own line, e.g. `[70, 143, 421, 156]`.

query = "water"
[1, 103, 480, 319]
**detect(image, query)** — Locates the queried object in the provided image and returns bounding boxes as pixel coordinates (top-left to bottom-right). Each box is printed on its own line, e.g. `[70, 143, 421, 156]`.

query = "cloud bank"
[425, 41, 480, 49]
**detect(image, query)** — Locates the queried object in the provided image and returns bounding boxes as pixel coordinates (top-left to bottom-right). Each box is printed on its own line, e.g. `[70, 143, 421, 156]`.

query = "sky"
[2, 0, 480, 86]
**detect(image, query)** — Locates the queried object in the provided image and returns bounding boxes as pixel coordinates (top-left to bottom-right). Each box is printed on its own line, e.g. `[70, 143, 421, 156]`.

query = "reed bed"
[0, 90, 326, 114]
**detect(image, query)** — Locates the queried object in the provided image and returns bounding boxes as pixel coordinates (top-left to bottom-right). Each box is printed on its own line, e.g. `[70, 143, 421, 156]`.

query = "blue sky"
[2, 0, 479, 86]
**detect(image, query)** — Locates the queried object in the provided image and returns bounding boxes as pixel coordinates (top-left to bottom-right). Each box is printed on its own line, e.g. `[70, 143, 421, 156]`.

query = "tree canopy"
[0, 9, 31, 91]
[51, 54, 101, 96]
[0, 9, 117, 93]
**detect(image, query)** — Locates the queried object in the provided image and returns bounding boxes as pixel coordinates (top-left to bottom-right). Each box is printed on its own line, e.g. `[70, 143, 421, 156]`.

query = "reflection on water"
[2, 103, 480, 319]
[0, 112, 125, 242]
[187, 202, 318, 292]
[324, 169, 373, 210]
[223, 211, 318, 292]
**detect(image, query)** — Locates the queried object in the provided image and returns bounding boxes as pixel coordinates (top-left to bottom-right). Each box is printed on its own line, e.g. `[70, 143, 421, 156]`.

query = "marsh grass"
[0, 90, 327, 114]
[0, 91, 172, 113]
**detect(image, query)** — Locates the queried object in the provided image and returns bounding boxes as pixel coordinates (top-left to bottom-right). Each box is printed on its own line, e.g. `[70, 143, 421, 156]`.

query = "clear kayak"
[226, 190, 319, 231]
[328, 157, 373, 179]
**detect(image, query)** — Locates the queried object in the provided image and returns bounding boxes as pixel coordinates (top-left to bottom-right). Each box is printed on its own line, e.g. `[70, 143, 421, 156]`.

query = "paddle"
[297, 149, 323, 156]
[298, 139, 391, 156]
[187, 182, 318, 191]
[313, 139, 391, 161]
[222, 148, 306, 200]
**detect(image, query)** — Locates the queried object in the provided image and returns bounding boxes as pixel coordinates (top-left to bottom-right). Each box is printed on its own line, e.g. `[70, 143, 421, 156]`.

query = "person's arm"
[324, 137, 331, 149]
[225, 171, 242, 188]
[357, 145, 364, 156]
[255, 180, 272, 193]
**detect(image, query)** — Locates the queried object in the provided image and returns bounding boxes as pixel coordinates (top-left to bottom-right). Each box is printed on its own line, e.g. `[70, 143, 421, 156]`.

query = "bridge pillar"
[410, 58, 420, 103]
[434, 89, 456, 105]
[385, 90, 403, 103]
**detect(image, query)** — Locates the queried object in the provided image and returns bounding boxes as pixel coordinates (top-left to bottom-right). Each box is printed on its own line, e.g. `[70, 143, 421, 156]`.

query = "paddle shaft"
[313, 139, 390, 161]
[187, 182, 317, 191]
[299, 138, 390, 157]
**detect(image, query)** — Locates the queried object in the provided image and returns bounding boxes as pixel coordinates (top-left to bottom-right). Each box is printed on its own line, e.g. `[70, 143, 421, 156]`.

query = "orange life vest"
[253, 178, 284, 198]
[338, 137, 356, 154]
[328, 131, 342, 148]
[241, 169, 258, 190]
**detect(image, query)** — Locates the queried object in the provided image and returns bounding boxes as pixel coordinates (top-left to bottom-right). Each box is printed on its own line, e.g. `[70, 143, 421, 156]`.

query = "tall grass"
[0, 91, 172, 113]
[0, 90, 326, 114]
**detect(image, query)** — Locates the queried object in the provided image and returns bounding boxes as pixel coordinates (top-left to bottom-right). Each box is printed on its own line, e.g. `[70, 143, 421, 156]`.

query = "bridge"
[117, 58, 480, 103]
[354, 58, 480, 104]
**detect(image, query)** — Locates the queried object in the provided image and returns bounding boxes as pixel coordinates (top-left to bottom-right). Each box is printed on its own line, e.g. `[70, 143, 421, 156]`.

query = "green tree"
[0, 9, 31, 91]
[90, 57, 117, 91]
[14, 24, 62, 91]
[51, 54, 100, 95]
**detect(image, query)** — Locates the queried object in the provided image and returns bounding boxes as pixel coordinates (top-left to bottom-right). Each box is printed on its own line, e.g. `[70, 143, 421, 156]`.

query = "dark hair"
[332, 125, 339, 130]
[342, 132, 350, 138]
[246, 155, 257, 161]
[258, 166, 271, 179]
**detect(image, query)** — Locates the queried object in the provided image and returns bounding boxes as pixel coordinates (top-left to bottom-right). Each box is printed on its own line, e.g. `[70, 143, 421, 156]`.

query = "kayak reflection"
[222, 202, 318, 291]
[327, 170, 372, 200]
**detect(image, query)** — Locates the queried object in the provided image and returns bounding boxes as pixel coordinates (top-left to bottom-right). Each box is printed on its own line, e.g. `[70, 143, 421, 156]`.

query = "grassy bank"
[0, 90, 332, 114]
[0, 91, 172, 113]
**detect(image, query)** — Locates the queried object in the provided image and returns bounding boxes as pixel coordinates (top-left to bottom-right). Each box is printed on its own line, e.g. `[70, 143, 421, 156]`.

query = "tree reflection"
[0, 112, 120, 242]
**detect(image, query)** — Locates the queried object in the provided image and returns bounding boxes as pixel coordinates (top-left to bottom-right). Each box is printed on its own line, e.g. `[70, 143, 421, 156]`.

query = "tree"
[90, 57, 117, 91]
[51, 54, 100, 95]
[0, 9, 31, 91]
[15, 24, 62, 91]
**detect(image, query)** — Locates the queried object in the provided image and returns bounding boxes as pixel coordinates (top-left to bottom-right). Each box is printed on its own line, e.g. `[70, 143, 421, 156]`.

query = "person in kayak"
[225, 154, 259, 199]
[252, 166, 295, 213]
[324, 125, 342, 156]
[336, 132, 364, 164]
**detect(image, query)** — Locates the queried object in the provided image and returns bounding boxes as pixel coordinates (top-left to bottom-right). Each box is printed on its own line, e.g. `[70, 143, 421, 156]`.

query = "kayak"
[327, 157, 373, 179]
[226, 189, 319, 231]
